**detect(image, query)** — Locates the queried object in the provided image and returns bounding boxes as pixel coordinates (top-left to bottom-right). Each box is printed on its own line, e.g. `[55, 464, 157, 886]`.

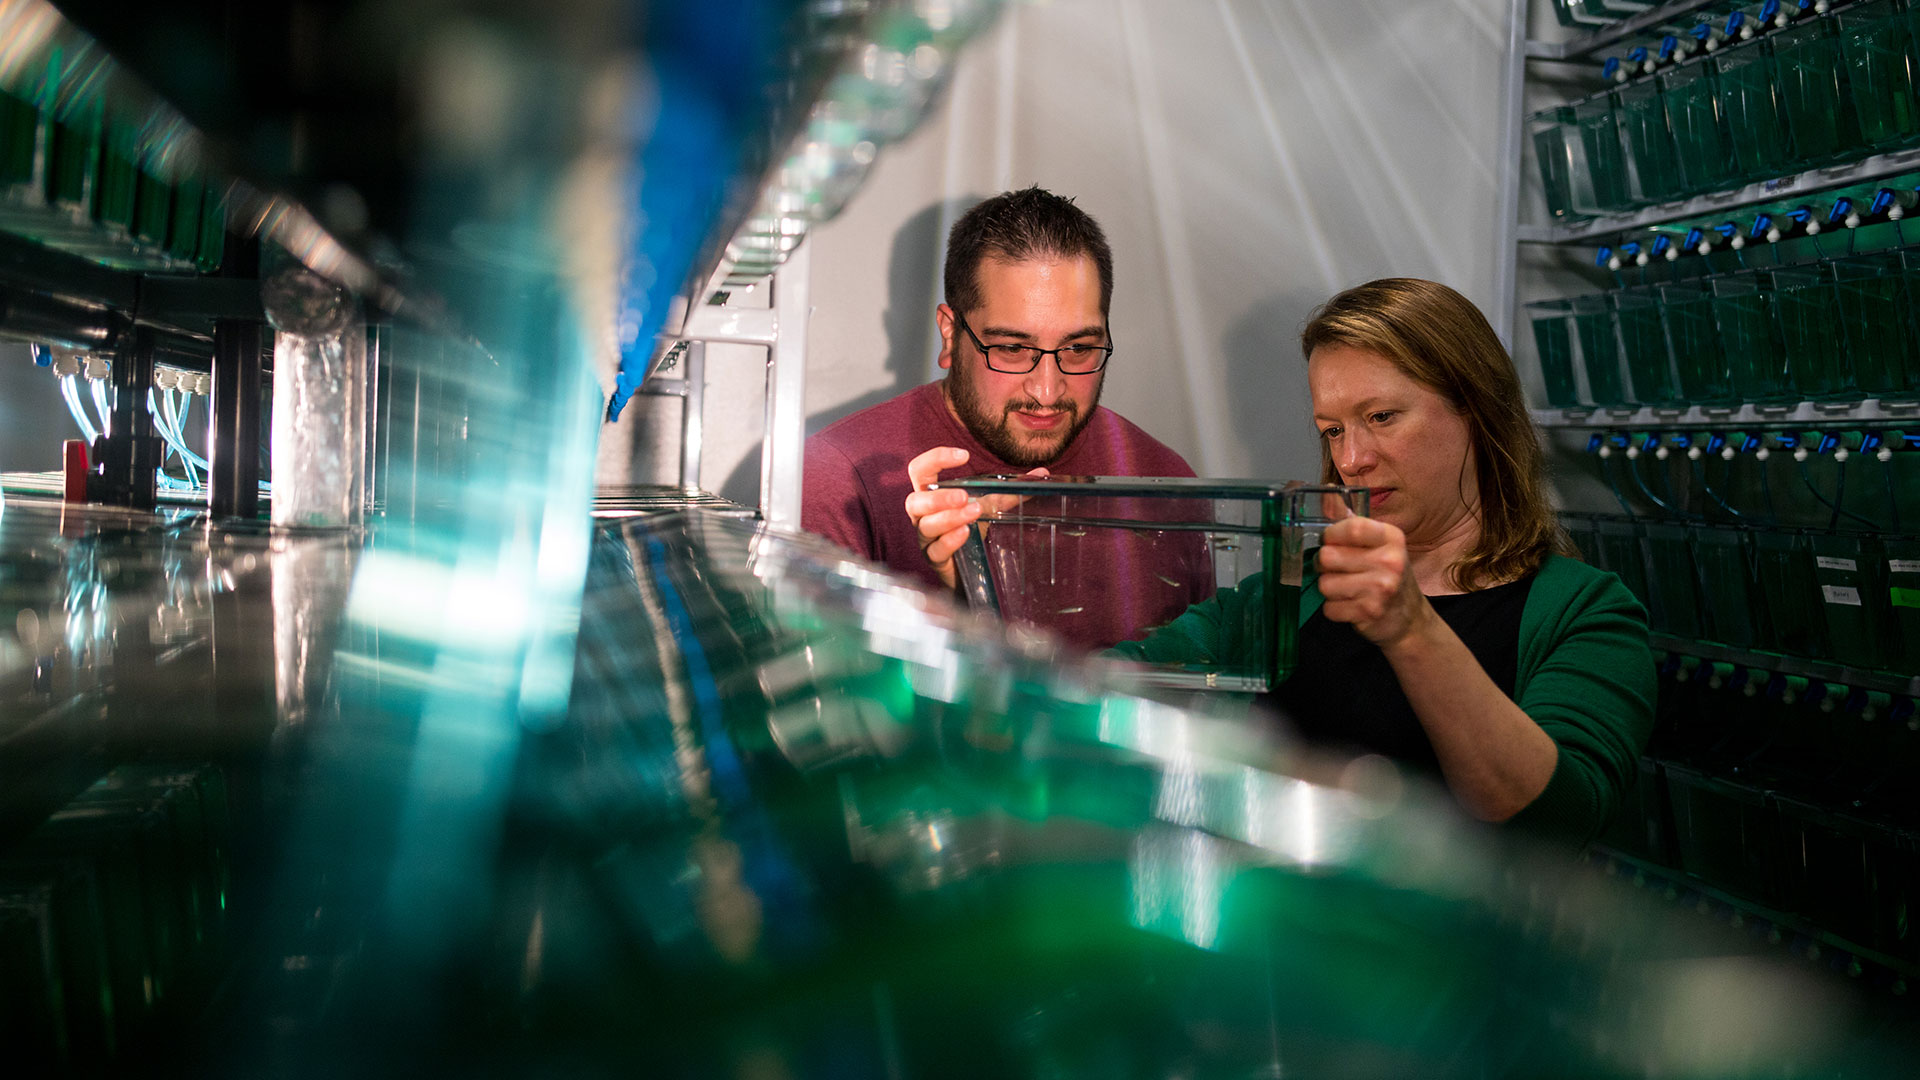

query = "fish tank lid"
[936, 475, 1363, 501]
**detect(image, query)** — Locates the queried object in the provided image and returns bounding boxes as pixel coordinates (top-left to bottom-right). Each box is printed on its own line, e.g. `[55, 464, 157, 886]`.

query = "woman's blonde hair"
[1301, 278, 1570, 590]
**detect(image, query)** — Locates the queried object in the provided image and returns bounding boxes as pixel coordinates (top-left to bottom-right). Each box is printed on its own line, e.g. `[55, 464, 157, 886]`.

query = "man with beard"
[802, 186, 1205, 648]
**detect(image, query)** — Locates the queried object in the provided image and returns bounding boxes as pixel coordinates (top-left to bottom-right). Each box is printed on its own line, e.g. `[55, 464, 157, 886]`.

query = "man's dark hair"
[943, 186, 1114, 317]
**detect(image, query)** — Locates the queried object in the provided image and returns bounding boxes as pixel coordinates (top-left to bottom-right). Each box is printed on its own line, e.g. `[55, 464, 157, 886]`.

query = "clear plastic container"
[1810, 532, 1898, 670]
[1551, 0, 1656, 27]
[1643, 521, 1703, 638]
[1524, 297, 1587, 408]
[1661, 59, 1740, 195]
[1752, 527, 1831, 657]
[1594, 517, 1653, 612]
[1772, 16, 1862, 165]
[1773, 797, 1889, 949]
[940, 477, 1369, 690]
[1883, 535, 1920, 672]
[1572, 292, 1632, 408]
[1711, 271, 1796, 403]
[1691, 524, 1762, 648]
[1528, 106, 1582, 221]
[1771, 263, 1855, 401]
[1715, 40, 1795, 180]
[1615, 288, 1682, 406]
[1573, 92, 1636, 213]
[1832, 252, 1914, 397]
[1616, 79, 1686, 204]
[1838, 0, 1920, 149]
[1664, 764, 1783, 908]
[1660, 281, 1734, 404]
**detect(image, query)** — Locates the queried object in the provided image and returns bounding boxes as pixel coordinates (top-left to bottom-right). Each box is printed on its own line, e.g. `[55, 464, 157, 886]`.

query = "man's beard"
[946, 362, 1102, 469]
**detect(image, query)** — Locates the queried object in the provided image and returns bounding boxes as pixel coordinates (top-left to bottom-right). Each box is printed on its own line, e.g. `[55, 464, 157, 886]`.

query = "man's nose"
[1025, 355, 1066, 405]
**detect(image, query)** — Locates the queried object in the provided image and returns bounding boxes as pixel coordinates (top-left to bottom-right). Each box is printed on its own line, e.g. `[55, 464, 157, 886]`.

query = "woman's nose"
[1335, 432, 1376, 476]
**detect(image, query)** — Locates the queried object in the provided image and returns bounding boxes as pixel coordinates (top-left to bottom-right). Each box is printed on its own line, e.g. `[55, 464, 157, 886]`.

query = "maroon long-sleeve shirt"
[802, 381, 1212, 651]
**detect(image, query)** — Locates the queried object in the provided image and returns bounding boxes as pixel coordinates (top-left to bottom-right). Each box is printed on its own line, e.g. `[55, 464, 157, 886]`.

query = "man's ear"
[935, 304, 956, 371]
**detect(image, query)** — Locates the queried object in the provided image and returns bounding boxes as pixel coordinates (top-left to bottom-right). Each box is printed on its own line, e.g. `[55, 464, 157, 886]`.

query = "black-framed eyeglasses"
[955, 312, 1114, 375]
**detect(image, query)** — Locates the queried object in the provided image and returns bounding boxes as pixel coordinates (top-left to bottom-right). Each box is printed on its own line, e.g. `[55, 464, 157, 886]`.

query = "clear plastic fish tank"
[936, 477, 1370, 692]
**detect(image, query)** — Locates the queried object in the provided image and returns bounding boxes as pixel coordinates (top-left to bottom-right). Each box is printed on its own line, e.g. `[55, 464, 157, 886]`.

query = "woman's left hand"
[1315, 515, 1434, 648]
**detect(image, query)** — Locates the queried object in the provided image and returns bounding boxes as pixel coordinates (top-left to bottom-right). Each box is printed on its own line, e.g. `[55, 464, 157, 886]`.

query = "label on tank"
[1816, 556, 1859, 571]
[1893, 587, 1920, 609]
[1889, 560, 1920, 574]
[1822, 584, 1862, 606]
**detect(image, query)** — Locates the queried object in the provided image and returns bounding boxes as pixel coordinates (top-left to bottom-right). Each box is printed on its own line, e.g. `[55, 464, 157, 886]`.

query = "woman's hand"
[1316, 514, 1558, 824]
[904, 447, 1046, 590]
[1314, 515, 1436, 648]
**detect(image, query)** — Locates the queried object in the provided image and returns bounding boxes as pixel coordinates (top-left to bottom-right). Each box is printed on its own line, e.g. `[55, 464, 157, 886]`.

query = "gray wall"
[0, 342, 72, 475]
[670, 0, 1513, 504]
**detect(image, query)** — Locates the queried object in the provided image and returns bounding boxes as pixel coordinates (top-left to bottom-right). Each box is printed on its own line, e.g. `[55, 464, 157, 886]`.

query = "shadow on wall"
[1219, 290, 1330, 483]
[721, 194, 980, 507]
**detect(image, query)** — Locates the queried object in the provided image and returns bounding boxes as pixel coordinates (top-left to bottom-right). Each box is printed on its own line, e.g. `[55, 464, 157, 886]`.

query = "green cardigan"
[1111, 555, 1654, 844]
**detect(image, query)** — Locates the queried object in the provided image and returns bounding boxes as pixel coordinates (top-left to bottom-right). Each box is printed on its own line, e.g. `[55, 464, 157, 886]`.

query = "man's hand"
[905, 447, 978, 589]
[904, 447, 1048, 590]
[1315, 515, 1435, 648]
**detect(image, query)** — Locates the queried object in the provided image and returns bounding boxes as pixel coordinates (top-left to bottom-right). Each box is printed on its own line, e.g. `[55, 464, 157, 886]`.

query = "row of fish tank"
[1531, 0, 1920, 220]
[1562, 511, 1919, 674]
[1528, 244, 1920, 409]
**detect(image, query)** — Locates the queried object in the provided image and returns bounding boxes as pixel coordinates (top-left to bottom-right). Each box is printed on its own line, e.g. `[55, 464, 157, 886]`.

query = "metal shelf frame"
[1526, 0, 1726, 62]
[1532, 398, 1920, 427]
[674, 239, 812, 530]
[1650, 634, 1920, 698]
[1590, 846, 1920, 986]
[1520, 148, 1920, 245]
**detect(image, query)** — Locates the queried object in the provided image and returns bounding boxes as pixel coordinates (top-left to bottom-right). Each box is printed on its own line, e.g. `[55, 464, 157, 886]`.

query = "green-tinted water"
[1833, 254, 1913, 396]
[1660, 283, 1732, 404]
[1716, 45, 1794, 180]
[1773, 267, 1856, 400]
[1839, 0, 1920, 149]
[1662, 61, 1736, 195]
[1774, 18, 1862, 165]
[1712, 279, 1795, 403]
